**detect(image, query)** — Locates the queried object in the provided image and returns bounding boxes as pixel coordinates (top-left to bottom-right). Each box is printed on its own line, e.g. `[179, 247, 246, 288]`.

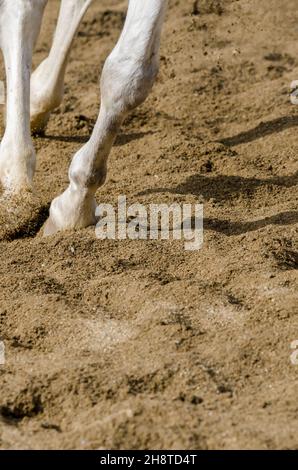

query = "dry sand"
[0, 0, 297, 449]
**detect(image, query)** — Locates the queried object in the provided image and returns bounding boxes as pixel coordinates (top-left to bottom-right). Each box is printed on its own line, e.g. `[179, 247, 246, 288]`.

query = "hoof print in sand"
[0, 191, 47, 241]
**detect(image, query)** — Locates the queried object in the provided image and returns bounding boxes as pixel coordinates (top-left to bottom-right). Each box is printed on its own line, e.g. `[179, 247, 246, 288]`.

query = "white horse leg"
[44, 0, 168, 236]
[30, 0, 93, 134]
[0, 0, 47, 193]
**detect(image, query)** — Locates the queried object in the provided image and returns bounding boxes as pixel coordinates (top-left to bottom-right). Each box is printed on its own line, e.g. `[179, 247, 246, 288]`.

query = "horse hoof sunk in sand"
[0, 0, 168, 238]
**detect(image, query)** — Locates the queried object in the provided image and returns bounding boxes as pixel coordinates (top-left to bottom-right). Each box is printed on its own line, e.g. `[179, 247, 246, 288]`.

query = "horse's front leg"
[44, 0, 168, 236]
[0, 0, 47, 193]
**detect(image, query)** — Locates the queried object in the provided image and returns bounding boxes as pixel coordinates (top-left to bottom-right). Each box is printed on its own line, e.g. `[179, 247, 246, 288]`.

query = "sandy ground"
[0, 0, 297, 450]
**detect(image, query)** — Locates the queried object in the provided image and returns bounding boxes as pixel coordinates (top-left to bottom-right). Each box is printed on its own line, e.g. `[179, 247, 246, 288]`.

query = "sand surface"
[0, 0, 297, 449]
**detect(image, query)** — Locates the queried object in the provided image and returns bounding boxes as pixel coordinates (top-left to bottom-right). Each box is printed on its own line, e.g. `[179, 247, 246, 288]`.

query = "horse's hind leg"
[30, 0, 93, 134]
